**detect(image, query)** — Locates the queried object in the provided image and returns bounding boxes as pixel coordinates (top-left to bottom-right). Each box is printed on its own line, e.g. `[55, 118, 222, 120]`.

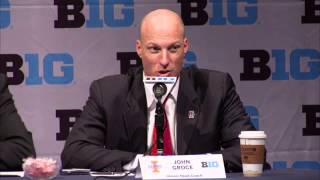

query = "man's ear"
[136, 40, 142, 58]
[183, 37, 189, 54]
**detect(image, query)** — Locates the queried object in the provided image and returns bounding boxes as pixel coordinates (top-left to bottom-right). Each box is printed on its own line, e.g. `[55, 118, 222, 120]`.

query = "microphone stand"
[152, 82, 167, 156]
[155, 99, 164, 155]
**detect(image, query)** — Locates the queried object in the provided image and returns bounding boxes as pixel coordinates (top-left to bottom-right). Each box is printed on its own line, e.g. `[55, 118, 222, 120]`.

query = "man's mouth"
[158, 70, 172, 76]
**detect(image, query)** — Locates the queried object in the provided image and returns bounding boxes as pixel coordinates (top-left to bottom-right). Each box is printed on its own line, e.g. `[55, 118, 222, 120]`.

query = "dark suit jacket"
[0, 74, 36, 171]
[61, 67, 259, 172]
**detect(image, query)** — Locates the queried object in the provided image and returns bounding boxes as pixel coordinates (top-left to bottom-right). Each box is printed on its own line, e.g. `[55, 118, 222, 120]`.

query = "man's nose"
[159, 50, 170, 67]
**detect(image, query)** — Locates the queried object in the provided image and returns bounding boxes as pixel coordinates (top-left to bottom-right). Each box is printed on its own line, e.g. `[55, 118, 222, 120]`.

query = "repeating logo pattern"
[0, 0, 319, 170]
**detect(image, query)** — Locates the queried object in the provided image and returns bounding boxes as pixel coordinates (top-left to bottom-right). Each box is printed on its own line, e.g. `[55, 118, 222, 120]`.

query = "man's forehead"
[139, 9, 185, 39]
[140, 30, 184, 44]
[140, 9, 181, 26]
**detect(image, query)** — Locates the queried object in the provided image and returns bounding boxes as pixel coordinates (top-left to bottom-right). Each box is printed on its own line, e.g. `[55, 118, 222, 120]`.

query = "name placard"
[139, 154, 226, 179]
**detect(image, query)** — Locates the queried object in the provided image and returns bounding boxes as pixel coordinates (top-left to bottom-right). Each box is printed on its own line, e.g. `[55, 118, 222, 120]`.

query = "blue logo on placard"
[201, 161, 219, 168]
[0, 0, 11, 29]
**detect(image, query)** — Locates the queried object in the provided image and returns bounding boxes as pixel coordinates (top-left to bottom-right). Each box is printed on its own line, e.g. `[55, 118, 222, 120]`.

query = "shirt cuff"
[122, 154, 144, 171]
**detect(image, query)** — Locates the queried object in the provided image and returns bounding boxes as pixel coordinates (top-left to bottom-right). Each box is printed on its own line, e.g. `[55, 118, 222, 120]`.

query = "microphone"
[152, 82, 167, 155]
[153, 82, 167, 100]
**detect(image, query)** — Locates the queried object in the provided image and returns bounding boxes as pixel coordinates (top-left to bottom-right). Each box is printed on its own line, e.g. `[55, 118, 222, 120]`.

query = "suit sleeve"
[219, 73, 256, 172]
[61, 80, 136, 172]
[0, 75, 36, 171]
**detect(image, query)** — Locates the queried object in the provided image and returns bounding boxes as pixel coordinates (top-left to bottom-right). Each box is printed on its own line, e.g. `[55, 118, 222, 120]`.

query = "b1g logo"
[0, 0, 10, 29]
[54, 0, 134, 28]
[0, 53, 74, 85]
[240, 49, 320, 80]
[178, 0, 257, 25]
[201, 161, 219, 168]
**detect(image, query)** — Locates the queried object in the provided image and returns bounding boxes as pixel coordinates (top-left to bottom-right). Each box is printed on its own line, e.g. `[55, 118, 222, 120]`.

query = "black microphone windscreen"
[153, 82, 167, 99]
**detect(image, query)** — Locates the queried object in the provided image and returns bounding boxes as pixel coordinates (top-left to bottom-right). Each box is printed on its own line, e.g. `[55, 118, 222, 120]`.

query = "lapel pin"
[188, 110, 195, 119]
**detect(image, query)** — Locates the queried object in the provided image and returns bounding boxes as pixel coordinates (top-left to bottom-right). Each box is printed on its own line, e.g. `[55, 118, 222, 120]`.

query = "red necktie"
[151, 98, 173, 155]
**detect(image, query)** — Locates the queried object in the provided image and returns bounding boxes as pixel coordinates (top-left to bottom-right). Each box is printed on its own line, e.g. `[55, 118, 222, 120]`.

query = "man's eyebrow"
[146, 43, 160, 47]
[145, 41, 182, 47]
[146, 42, 156, 45]
[168, 42, 183, 47]
[172, 42, 182, 45]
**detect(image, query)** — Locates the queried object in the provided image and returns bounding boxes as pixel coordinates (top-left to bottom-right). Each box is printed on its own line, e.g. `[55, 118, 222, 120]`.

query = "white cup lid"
[238, 131, 267, 139]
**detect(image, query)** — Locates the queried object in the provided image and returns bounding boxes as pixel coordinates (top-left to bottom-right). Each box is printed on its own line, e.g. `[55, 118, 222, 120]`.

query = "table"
[1, 169, 319, 180]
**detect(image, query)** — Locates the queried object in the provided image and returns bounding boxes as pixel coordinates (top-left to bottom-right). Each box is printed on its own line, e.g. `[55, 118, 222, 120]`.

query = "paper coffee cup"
[238, 131, 266, 177]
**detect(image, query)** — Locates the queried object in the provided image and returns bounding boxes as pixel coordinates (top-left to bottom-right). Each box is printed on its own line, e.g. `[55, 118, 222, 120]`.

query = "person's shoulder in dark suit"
[181, 66, 235, 97]
[0, 73, 36, 171]
[61, 69, 141, 171]
[182, 67, 271, 171]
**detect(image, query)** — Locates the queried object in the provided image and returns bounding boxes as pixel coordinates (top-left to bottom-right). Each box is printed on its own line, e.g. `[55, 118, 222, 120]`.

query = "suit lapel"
[121, 68, 201, 154]
[123, 69, 148, 153]
[176, 69, 201, 155]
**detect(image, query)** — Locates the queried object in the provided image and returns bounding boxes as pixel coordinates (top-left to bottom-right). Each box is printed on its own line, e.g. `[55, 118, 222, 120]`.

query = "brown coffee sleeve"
[240, 145, 265, 164]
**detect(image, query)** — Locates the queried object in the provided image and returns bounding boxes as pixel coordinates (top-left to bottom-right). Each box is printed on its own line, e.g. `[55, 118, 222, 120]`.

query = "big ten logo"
[0, 53, 74, 85]
[240, 49, 320, 81]
[301, 0, 320, 24]
[116, 51, 197, 74]
[244, 105, 259, 129]
[201, 161, 219, 168]
[56, 109, 82, 141]
[273, 161, 320, 170]
[178, 0, 257, 25]
[302, 104, 320, 136]
[0, 0, 10, 29]
[54, 0, 134, 28]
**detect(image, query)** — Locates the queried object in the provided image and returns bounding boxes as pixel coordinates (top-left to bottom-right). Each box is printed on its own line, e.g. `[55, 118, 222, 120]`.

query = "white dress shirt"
[143, 74, 180, 154]
[123, 74, 180, 171]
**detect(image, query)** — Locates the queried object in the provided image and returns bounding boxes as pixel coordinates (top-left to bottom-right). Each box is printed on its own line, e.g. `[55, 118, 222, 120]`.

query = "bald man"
[61, 9, 268, 172]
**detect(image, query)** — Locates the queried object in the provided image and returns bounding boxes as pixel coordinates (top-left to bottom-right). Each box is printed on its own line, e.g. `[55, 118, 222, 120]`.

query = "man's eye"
[148, 47, 160, 53]
[169, 45, 181, 53]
